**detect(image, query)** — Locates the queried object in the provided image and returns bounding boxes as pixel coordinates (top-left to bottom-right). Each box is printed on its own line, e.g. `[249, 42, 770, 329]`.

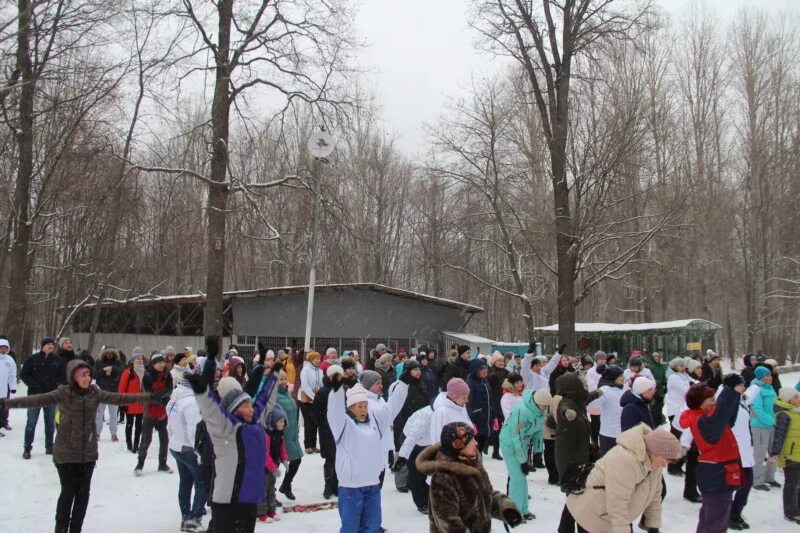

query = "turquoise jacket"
[499, 389, 545, 463]
[750, 379, 777, 429]
[276, 386, 304, 461]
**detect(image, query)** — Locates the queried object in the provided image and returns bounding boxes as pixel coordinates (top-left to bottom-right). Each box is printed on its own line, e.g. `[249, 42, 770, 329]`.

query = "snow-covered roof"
[442, 331, 496, 344]
[82, 283, 483, 314]
[534, 319, 722, 333]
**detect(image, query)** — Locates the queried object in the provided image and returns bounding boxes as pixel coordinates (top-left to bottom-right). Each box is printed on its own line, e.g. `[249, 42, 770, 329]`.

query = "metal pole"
[304, 156, 321, 351]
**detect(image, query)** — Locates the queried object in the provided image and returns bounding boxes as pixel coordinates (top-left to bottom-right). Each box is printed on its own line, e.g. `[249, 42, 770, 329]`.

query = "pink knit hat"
[447, 378, 470, 400]
[644, 429, 682, 460]
[490, 351, 505, 366]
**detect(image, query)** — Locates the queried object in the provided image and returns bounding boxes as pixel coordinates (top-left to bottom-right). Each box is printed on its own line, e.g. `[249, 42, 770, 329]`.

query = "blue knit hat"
[754, 366, 771, 380]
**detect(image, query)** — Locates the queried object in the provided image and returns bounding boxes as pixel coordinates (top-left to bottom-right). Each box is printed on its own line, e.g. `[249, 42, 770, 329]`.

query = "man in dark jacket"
[313, 367, 340, 499]
[466, 358, 493, 454]
[740, 354, 756, 386]
[366, 343, 387, 371]
[135, 353, 173, 475]
[56, 337, 76, 386]
[441, 345, 471, 391]
[20, 337, 61, 458]
[418, 354, 439, 403]
[94, 348, 124, 441]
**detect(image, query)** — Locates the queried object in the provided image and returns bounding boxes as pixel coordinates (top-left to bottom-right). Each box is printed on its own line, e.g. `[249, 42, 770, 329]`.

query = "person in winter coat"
[366, 343, 387, 371]
[761, 358, 783, 393]
[429, 377, 473, 447]
[588, 365, 625, 456]
[620, 377, 656, 431]
[0, 338, 17, 435]
[277, 350, 296, 392]
[314, 365, 344, 499]
[118, 353, 146, 453]
[394, 404, 434, 514]
[520, 342, 562, 392]
[645, 352, 667, 426]
[418, 353, 439, 403]
[740, 354, 756, 386]
[554, 373, 602, 486]
[466, 358, 494, 454]
[94, 347, 124, 441]
[299, 351, 323, 453]
[0, 359, 157, 533]
[56, 337, 77, 386]
[500, 388, 549, 522]
[328, 373, 408, 533]
[770, 387, 800, 525]
[549, 352, 576, 396]
[135, 353, 174, 475]
[391, 360, 429, 450]
[258, 406, 289, 523]
[166, 375, 206, 532]
[564, 426, 681, 533]
[440, 345, 471, 390]
[701, 351, 723, 390]
[665, 356, 696, 476]
[500, 373, 524, 419]
[19, 337, 61, 458]
[416, 422, 523, 533]
[623, 356, 655, 390]
[748, 365, 778, 490]
[183, 337, 280, 533]
[728, 376, 757, 530]
[276, 370, 303, 501]
[486, 352, 509, 460]
[374, 353, 397, 400]
[679, 377, 745, 533]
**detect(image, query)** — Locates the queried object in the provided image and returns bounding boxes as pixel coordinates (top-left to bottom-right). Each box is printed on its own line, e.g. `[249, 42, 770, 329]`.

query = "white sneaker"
[184, 518, 206, 532]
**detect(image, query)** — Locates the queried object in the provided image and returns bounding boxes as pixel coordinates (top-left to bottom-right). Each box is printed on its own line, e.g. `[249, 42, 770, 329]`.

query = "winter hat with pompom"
[779, 387, 799, 403]
[446, 378, 470, 400]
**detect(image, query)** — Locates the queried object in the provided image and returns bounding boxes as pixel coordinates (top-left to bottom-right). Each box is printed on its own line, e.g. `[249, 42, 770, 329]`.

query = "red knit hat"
[686, 383, 715, 410]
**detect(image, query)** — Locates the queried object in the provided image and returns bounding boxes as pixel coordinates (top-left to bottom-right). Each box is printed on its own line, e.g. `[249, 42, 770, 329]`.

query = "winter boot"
[22, 449, 31, 459]
[279, 483, 296, 500]
[134, 458, 145, 476]
[158, 462, 174, 473]
[45, 446, 53, 455]
[491, 447, 503, 460]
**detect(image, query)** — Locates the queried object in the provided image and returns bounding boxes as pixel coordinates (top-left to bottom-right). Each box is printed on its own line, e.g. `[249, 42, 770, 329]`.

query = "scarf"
[133, 363, 145, 381]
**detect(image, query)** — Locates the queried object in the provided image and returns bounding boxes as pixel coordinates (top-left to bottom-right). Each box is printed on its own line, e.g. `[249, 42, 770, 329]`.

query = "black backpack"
[560, 462, 596, 495]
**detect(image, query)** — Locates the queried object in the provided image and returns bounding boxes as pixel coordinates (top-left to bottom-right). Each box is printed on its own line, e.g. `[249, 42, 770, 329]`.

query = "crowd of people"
[0, 333, 798, 533]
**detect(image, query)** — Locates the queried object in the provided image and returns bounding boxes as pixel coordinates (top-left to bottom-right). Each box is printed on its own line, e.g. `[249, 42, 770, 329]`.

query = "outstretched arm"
[2, 388, 62, 409]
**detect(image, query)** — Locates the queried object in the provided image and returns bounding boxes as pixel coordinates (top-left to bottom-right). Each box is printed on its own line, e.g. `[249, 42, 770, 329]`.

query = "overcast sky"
[355, 0, 800, 154]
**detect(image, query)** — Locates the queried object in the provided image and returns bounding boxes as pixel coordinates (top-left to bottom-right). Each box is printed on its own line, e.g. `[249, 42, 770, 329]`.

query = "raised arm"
[327, 384, 347, 443]
[540, 351, 561, 380]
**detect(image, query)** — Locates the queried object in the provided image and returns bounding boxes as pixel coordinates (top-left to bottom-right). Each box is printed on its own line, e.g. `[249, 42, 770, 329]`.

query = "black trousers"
[544, 439, 559, 484]
[558, 505, 589, 533]
[323, 456, 338, 495]
[407, 445, 429, 510]
[684, 447, 699, 499]
[55, 462, 95, 533]
[476, 434, 489, 454]
[125, 413, 142, 451]
[0, 391, 9, 428]
[299, 402, 317, 449]
[138, 417, 168, 466]
[208, 502, 257, 533]
[668, 416, 685, 473]
[590, 414, 601, 447]
[281, 458, 302, 489]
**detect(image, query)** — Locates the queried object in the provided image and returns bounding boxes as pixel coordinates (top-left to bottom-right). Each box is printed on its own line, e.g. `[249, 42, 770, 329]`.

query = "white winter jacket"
[589, 385, 624, 438]
[166, 384, 202, 452]
[666, 372, 695, 417]
[520, 352, 559, 392]
[398, 406, 433, 459]
[623, 368, 656, 390]
[0, 353, 16, 398]
[299, 362, 323, 402]
[328, 382, 408, 488]
[586, 366, 602, 392]
[367, 389, 395, 455]
[501, 392, 523, 419]
[429, 393, 472, 444]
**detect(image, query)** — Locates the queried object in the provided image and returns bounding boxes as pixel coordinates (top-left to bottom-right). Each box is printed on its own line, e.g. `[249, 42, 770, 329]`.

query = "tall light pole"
[304, 129, 334, 351]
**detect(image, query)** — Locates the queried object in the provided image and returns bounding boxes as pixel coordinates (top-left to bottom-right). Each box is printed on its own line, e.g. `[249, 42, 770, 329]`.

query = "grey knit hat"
[360, 370, 382, 391]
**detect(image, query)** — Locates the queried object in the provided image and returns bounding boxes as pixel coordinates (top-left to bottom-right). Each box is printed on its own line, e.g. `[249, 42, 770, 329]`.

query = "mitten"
[185, 373, 208, 395]
[521, 462, 531, 475]
[528, 342, 537, 354]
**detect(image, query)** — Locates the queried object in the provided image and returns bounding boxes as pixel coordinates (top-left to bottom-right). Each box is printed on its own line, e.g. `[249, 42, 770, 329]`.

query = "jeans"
[731, 466, 753, 518]
[171, 450, 207, 520]
[138, 417, 168, 467]
[299, 402, 317, 449]
[752, 427, 777, 485]
[502, 444, 529, 514]
[209, 502, 256, 533]
[338, 484, 382, 533]
[125, 413, 143, 450]
[407, 445, 429, 511]
[784, 461, 800, 518]
[95, 403, 118, 437]
[55, 462, 95, 533]
[24, 404, 56, 451]
[696, 490, 733, 533]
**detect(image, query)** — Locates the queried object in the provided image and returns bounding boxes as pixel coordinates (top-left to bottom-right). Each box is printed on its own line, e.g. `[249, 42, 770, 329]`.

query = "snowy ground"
[2, 373, 799, 532]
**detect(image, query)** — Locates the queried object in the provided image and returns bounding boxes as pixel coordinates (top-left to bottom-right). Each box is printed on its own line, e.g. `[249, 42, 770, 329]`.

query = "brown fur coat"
[416, 443, 519, 532]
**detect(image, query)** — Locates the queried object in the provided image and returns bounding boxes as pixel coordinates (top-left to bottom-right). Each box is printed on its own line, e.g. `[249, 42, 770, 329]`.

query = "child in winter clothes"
[588, 365, 625, 456]
[276, 371, 303, 501]
[118, 354, 146, 452]
[135, 352, 173, 475]
[770, 387, 800, 524]
[328, 372, 408, 533]
[184, 338, 280, 533]
[748, 365, 778, 490]
[0, 359, 158, 533]
[500, 388, 549, 521]
[416, 422, 523, 532]
[258, 407, 289, 523]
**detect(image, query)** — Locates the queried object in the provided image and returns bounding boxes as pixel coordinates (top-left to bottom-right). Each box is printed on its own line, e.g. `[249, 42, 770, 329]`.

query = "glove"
[558, 343, 567, 355]
[723, 373, 744, 389]
[150, 388, 172, 405]
[528, 342, 537, 354]
[391, 457, 407, 473]
[10, 390, 15, 394]
[502, 506, 523, 528]
[521, 462, 531, 475]
[399, 370, 413, 385]
[282, 460, 290, 470]
[331, 373, 343, 392]
[185, 372, 208, 394]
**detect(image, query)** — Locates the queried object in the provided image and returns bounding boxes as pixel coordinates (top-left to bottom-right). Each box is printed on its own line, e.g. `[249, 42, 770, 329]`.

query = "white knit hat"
[346, 383, 368, 408]
[327, 364, 344, 379]
[217, 376, 242, 399]
[632, 377, 655, 396]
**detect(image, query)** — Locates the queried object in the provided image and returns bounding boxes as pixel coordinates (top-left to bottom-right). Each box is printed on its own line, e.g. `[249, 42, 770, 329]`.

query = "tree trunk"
[5, 0, 35, 357]
[203, 0, 233, 340]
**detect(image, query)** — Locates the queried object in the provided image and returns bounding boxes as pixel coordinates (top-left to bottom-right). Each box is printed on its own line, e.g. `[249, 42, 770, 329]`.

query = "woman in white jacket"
[665, 357, 696, 476]
[328, 374, 408, 533]
[429, 378, 472, 445]
[588, 365, 625, 456]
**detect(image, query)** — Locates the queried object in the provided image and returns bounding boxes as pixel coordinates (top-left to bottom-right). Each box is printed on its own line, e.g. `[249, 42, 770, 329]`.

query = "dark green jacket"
[554, 373, 600, 482]
[276, 386, 303, 461]
[645, 356, 667, 394]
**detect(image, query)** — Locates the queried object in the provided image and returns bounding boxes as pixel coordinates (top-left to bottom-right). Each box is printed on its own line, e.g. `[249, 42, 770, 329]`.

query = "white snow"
[2, 375, 799, 532]
[535, 319, 723, 333]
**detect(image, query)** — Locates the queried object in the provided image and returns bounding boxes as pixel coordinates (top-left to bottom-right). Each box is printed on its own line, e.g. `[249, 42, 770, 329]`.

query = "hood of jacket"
[615, 423, 653, 464]
[468, 358, 488, 378]
[556, 373, 587, 404]
[65, 358, 92, 387]
[100, 348, 119, 361]
[620, 389, 649, 408]
[415, 443, 485, 478]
